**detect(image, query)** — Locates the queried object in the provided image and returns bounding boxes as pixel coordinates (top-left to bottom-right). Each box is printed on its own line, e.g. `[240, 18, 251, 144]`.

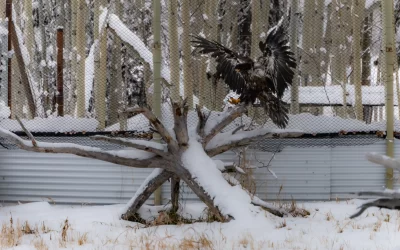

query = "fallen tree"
[0, 99, 304, 223]
[350, 152, 400, 219]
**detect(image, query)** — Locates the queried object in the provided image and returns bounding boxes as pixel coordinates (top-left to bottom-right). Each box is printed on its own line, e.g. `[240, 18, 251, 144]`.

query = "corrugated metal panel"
[330, 141, 386, 199]
[0, 139, 390, 204]
[213, 148, 331, 201]
[0, 149, 170, 205]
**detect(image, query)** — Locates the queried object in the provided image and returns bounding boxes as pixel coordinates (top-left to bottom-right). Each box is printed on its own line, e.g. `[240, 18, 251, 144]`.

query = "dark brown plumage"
[191, 17, 296, 128]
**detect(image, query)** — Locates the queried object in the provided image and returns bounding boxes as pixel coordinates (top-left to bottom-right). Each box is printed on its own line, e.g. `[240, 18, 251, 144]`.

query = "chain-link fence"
[0, 0, 396, 149]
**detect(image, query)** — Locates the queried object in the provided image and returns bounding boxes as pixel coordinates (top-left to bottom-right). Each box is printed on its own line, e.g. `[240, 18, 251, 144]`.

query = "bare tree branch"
[122, 106, 179, 152]
[350, 198, 400, 219]
[122, 169, 174, 221]
[366, 152, 400, 171]
[91, 135, 170, 158]
[203, 104, 247, 146]
[196, 104, 207, 137]
[352, 191, 400, 199]
[232, 125, 245, 135]
[172, 100, 189, 147]
[206, 130, 303, 157]
[15, 116, 37, 147]
[0, 128, 164, 169]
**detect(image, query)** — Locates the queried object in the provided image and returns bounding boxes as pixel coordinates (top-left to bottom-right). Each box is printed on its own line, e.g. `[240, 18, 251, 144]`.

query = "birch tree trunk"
[352, 0, 365, 121]
[182, 0, 193, 109]
[11, 3, 23, 119]
[261, 0, 270, 32]
[168, 0, 180, 101]
[290, 0, 299, 114]
[331, 0, 352, 118]
[110, 0, 123, 126]
[251, 0, 261, 62]
[76, 0, 86, 118]
[64, 0, 72, 116]
[67, 0, 78, 116]
[95, 0, 107, 130]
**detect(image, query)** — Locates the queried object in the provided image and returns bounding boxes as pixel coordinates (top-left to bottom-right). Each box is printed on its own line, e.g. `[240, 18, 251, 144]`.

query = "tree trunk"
[76, 0, 86, 118]
[109, 0, 123, 126]
[182, 0, 194, 109]
[122, 169, 173, 221]
[352, 0, 365, 121]
[168, 0, 180, 101]
[67, 0, 78, 116]
[170, 175, 180, 214]
[290, 0, 299, 114]
[361, 13, 372, 122]
[95, 0, 107, 130]
[331, 0, 352, 118]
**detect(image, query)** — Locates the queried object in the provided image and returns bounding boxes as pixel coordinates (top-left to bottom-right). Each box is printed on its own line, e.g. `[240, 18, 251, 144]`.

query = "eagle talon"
[228, 97, 241, 105]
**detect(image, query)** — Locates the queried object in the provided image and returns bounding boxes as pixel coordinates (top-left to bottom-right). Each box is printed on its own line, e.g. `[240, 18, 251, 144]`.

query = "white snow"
[108, 14, 171, 85]
[265, 112, 389, 133]
[2, 200, 400, 249]
[283, 85, 389, 106]
[0, 115, 98, 132]
[0, 101, 11, 118]
[182, 135, 265, 222]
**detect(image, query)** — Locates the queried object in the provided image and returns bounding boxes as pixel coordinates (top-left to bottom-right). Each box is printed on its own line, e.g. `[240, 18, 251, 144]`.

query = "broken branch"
[366, 152, 400, 171]
[91, 135, 170, 158]
[0, 127, 163, 169]
[15, 116, 37, 147]
[203, 104, 247, 146]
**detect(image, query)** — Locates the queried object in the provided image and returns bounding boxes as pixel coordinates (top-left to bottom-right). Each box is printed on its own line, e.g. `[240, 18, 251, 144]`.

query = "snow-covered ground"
[1, 200, 400, 249]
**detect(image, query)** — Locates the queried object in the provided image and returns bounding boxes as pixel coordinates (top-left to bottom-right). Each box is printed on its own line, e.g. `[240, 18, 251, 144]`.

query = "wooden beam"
[6, 0, 11, 117]
[10, 22, 36, 117]
[56, 28, 64, 116]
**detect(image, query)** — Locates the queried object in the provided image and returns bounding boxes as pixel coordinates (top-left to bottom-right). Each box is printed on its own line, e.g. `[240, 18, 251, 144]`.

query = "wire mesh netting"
[0, 0, 396, 150]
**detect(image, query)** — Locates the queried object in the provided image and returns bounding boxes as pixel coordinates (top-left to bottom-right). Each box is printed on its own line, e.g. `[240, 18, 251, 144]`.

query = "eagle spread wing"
[191, 35, 251, 94]
[260, 17, 297, 98]
[191, 15, 296, 129]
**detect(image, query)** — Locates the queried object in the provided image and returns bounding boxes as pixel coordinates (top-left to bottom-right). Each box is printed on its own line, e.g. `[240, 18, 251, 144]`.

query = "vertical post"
[6, 0, 11, 117]
[56, 28, 64, 116]
[381, 0, 395, 189]
[152, 0, 162, 206]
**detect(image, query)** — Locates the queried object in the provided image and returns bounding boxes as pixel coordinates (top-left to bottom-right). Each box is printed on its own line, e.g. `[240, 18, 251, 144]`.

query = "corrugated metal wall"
[0, 140, 393, 205]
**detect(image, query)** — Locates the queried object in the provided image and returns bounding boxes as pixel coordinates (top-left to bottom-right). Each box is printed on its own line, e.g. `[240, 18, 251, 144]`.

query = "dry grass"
[33, 237, 49, 250]
[78, 232, 88, 245]
[178, 233, 214, 250]
[0, 215, 23, 248]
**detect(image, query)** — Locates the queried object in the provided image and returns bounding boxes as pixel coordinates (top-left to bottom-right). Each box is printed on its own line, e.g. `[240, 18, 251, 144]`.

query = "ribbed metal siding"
[331, 141, 386, 199]
[0, 149, 171, 204]
[213, 148, 331, 201]
[0, 140, 390, 204]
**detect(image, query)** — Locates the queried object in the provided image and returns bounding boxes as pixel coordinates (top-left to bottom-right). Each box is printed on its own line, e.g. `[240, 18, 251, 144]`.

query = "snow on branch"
[91, 135, 170, 158]
[206, 129, 303, 157]
[0, 127, 161, 169]
[203, 104, 247, 146]
[366, 152, 400, 171]
[107, 14, 171, 86]
[123, 107, 178, 150]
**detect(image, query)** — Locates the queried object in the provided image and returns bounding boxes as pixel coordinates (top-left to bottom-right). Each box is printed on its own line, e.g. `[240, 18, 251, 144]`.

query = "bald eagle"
[191, 17, 296, 128]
